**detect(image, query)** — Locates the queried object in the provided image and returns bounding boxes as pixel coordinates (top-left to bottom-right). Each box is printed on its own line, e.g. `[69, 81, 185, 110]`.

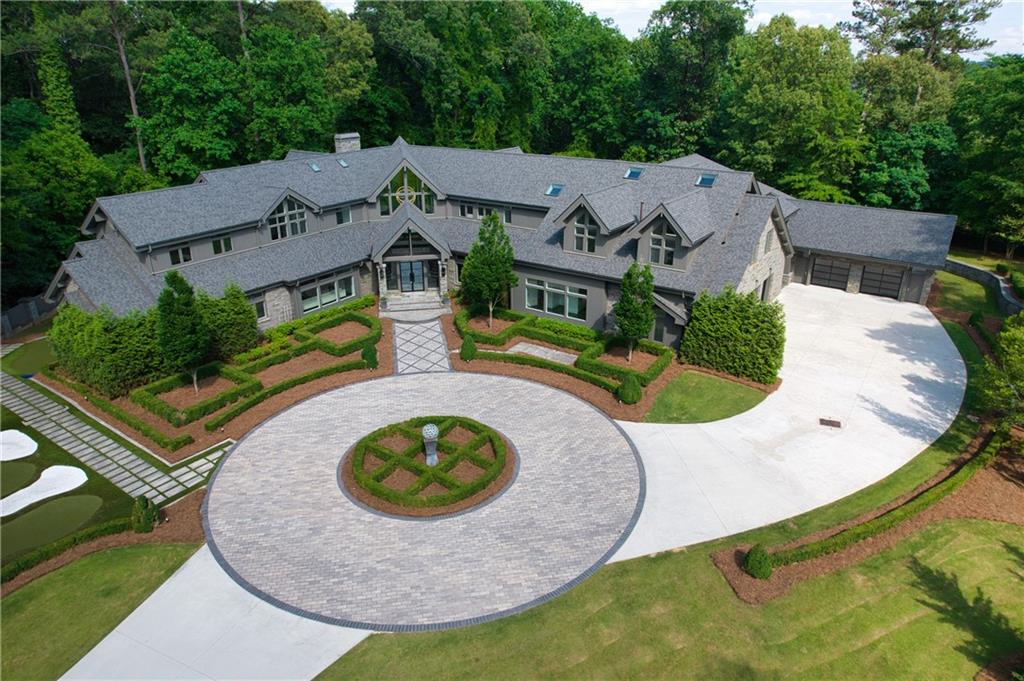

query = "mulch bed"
[466, 315, 517, 335]
[440, 312, 778, 421]
[597, 345, 658, 372]
[713, 434, 1024, 605]
[339, 431, 517, 518]
[36, 317, 395, 463]
[1, 489, 207, 597]
[975, 651, 1024, 681]
[317, 321, 372, 346]
[159, 375, 239, 410]
[253, 349, 357, 386]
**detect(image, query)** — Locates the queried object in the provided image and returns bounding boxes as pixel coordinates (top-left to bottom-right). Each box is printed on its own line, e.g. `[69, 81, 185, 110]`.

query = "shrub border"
[129, 362, 262, 427]
[1, 517, 132, 582]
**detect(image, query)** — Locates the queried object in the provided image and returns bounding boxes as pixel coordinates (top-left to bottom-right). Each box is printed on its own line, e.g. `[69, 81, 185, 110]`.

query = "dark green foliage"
[612, 263, 656, 361]
[995, 264, 1010, 275]
[0, 99, 50, 148]
[578, 337, 675, 387]
[198, 284, 259, 360]
[459, 214, 518, 327]
[362, 343, 378, 369]
[979, 313, 1024, 430]
[460, 335, 477, 361]
[616, 374, 642, 405]
[1011, 272, 1024, 300]
[0, 518, 132, 583]
[743, 543, 773, 579]
[157, 272, 210, 391]
[681, 286, 786, 385]
[771, 434, 1006, 566]
[130, 496, 159, 533]
[475, 350, 619, 393]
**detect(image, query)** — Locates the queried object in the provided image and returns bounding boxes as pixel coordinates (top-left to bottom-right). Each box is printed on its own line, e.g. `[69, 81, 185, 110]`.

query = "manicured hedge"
[41, 368, 194, 451]
[129, 362, 262, 427]
[755, 434, 1006, 573]
[198, 283, 259, 360]
[265, 294, 376, 340]
[204, 358, 367, 431]
[681, 286, 785, 385]
[242, 309, 380, 373]
[1011, 271, 1024, 299]
[576, 336, 674, 386]
[231, 337, 292, 365]
[475, 350, 618, 392]
[1, 517, 132, 582]
[131, 496, 159, 533]
[453, 307, 530, 346]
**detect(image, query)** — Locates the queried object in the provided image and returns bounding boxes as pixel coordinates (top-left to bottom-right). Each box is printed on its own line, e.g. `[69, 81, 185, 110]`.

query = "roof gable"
[370, 203, 451, 260]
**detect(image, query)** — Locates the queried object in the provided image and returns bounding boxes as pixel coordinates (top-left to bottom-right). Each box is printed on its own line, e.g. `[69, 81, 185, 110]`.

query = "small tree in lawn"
[614, 262, 655, 362]
[460, 212, 517, 328]
[157, 271, 210, 393]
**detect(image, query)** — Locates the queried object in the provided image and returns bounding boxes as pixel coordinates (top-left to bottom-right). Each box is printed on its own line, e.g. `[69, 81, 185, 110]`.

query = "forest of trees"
[1, 0, 1021, 307]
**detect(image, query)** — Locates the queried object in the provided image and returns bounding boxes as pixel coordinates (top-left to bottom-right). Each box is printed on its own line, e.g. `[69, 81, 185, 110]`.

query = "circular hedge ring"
[339, 415, 516, 518]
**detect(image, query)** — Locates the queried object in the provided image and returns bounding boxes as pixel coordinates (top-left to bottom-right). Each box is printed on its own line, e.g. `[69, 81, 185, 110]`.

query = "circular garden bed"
[339, 415, 516, 518]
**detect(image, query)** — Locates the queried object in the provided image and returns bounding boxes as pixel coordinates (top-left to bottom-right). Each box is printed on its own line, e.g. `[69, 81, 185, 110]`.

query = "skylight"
[308, 162, 321, 172]
[545, 184, 564, 197]
[624, 167, 643, 180]
[337, 158, 349, 168]
[696, 173, 716, 187]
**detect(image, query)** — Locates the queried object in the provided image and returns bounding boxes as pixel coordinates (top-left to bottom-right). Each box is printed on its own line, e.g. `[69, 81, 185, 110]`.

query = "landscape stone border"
[202, 371, 645, 632]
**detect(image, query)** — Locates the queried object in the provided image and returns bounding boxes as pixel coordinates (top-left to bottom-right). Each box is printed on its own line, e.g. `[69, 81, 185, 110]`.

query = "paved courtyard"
[204, 372, 643, 630]
[393, 320, 451, 374]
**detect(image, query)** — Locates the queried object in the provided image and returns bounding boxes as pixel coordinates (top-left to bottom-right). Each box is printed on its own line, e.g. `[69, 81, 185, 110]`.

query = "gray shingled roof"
[661, 153, 733, 172]
[370, 203, 451, 259]
[786, 199, 956, 269]
[662, 191, 715, 245]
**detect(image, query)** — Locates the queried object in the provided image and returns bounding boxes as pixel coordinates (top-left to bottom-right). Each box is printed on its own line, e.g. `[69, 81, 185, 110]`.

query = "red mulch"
[159, 375, 239, 410]
[38, 316, 395, 463]
[713, 435, 1024, 605]
[253, 349, 358, 387]
[466, 315, 517, 335]
[317, 321, 372, 346]
[597, 345, 658, 372]
[1, 490, 207, 597]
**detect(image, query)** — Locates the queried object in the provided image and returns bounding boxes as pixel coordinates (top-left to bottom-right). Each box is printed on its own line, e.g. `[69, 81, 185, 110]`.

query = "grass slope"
[645, 371, 766, 423]
[1, 544, 199, 680]
[934, 271, 1004, 318]
[949, 248, 1024, 275]
[319, 520, 1023, 680]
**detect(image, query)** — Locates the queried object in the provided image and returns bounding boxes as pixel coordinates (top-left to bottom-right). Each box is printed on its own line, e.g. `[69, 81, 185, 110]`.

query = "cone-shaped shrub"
[460, 335, 477, 361]
[743, 543, 773, 579]
[616, 374, 642, 404]
[362, 344, 378, 369]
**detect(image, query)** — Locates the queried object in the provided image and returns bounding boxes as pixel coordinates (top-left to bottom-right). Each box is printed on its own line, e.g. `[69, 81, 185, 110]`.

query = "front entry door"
[399, 261, 425, 292]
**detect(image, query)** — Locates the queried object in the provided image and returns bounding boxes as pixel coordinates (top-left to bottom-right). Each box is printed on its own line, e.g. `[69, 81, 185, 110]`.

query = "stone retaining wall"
[944, 259, 1023, 316]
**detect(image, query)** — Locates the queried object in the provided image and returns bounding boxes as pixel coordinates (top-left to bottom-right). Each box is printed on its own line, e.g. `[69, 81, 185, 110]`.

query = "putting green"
[1, 462, 38, 497]
[2, 495, 102, 562]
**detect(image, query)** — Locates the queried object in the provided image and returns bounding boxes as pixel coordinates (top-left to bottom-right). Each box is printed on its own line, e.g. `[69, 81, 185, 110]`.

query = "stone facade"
[739, 218, 787, 300]
[261, 286, 294, 330]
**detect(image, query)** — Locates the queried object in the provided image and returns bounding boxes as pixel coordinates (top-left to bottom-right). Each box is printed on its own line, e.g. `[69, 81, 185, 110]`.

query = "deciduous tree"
[613, 263, 655, 362]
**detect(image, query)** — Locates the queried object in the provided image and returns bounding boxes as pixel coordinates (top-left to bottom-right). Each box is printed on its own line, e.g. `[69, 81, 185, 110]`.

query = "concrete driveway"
[612, 283, 965, 561]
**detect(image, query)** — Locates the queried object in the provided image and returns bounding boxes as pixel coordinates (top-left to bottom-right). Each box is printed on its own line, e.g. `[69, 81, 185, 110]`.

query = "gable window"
[624, 167, 643, 180]
[212, 236, 232, 255]
[525, 278, 587, 321]
[169, 245, 192, 265]
[336, 206, 352, 225]
[573, 212, 597, 253]
[545, 184, 563, 197]
[268, 198, 307, 240]
[763, 228, 773, 255]
[650, 222, 677, 266]
[378, 166, 437, 216]
[696, 173, 717, 188]
[299, 272, 354, 314]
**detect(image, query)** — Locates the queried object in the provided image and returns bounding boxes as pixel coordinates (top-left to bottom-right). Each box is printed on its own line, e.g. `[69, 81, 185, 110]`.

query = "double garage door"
[811, 258, 904, 299]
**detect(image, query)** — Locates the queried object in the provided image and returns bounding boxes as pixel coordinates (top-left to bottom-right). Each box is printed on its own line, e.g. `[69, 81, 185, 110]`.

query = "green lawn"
[1, 543, 199, 681]
[934, 270, 1004, 318]
[645, 371, 766, 423]
[942, 321, 986, 414]
[949, 247, 1024, 275]
[319, 520, 1023, 680]
[0, 407, 132, 564]
[1, 462, 38, 497]
[1, 337, 56, 376]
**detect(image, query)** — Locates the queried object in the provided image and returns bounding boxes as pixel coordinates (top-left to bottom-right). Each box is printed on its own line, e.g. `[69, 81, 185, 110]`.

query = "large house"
[46, 133, 956, 347]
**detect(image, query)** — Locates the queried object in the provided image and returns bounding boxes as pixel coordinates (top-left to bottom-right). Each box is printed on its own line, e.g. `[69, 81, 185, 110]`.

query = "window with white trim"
[336, 206, 352, 225]
[525, 278, 587, 321]
[298, 272, 355, 314]
[212, 236, 232, 255]
[650, 221, 677, 266]
[573, 212, 597, 253]
[250, 295, 268, 320]
[268, 198, 307, 240]
[169, 245, 192, 265]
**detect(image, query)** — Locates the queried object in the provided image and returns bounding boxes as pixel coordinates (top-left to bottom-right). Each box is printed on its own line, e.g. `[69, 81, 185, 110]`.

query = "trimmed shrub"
[265, 294, 375, 340]
[199, 283, 259, 360]
[232, 336, 291, 365]
[681, 286, 785, 385]
[616, 374, 642, 404]
[131, 496, 159, 533]
[995, 263, 1009, 275]
[362, 343, 378, 369]
[743, 544, 773, 579]
[476, 350, 618, 392]
[576, 337, 674, 386]
[130, 362, 262, 426]
[1, 518, 132, 582]
[460, 335, 477, 361]
[1011, 271, 1024, 299]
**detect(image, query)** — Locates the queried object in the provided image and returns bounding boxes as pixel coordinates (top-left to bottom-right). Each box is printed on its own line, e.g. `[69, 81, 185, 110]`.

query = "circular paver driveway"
[204, 372, 643, 631]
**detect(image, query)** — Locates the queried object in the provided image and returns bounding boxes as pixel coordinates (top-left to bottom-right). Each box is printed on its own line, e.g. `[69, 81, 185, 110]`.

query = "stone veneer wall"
[260, 286, 294, 330]
[944, 259, 1023, 315]
[739, 219, 787, 299]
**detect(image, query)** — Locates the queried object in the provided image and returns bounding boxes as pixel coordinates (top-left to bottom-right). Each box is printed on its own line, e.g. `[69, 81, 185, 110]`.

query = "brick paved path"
[205, 372, 644, 631]
[393, 320, 451, 374]
[1, 373, 225, 505]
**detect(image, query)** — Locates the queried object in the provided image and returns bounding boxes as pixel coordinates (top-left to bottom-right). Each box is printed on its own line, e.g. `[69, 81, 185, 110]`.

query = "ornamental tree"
[614, 263, 655, 362]
[459, 213, 517, 328]
[157, 271, 210, 392]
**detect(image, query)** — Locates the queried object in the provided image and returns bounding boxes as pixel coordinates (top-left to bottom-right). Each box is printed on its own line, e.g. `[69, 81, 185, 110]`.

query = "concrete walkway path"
[611, 284, 965, 561]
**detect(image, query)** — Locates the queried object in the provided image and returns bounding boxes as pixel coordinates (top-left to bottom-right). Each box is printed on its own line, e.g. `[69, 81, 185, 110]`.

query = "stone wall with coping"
[944, 259, 1023, 316]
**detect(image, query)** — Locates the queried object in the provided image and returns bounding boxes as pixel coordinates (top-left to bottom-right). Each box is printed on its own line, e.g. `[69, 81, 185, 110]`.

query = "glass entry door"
[399, 261, 425, 292]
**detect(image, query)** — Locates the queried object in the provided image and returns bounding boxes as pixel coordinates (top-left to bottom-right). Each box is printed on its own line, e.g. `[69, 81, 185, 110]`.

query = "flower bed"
[341, 415, 514, 517]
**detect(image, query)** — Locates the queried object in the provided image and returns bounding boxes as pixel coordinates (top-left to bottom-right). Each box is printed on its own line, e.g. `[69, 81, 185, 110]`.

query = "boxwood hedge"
[129, 362, 262, 427]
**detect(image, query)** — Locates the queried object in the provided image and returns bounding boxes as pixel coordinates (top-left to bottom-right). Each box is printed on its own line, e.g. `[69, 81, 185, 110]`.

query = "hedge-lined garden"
[453, 307, 675, 405]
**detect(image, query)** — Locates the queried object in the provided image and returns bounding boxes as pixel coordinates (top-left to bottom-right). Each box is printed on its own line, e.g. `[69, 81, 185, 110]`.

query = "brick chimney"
[334, 132, 361, 153]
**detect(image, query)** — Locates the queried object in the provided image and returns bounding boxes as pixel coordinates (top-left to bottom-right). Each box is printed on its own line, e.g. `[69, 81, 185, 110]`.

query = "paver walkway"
[1, 373, 225, 505]
[1, 342, 22, 357]
[505, 341, 577, 365]
[393, 320, 451, 374]
[205, 372, 643, 630]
